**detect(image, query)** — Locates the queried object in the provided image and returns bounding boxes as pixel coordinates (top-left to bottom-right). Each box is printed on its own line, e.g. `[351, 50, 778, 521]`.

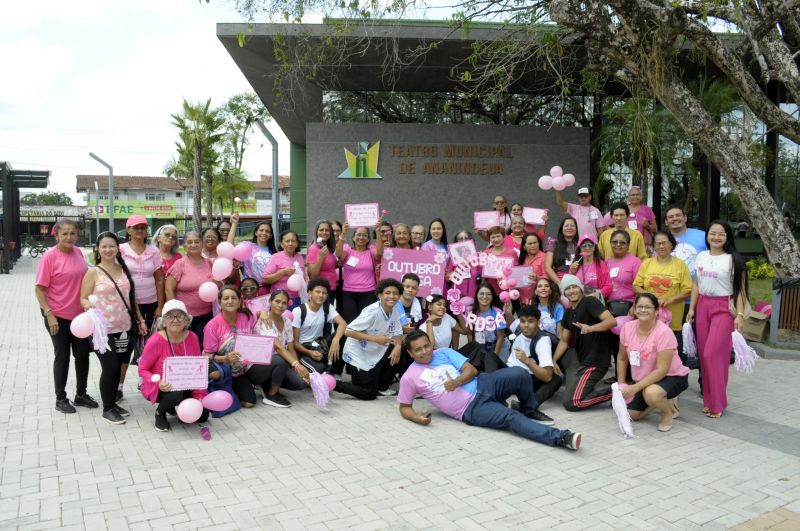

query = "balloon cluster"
[538, 166, 576, 191]
[446, 288, 473, 316]
[197, 241, 256, 302]
[175, 391, 234, 423]
[496, 264, 520, 303]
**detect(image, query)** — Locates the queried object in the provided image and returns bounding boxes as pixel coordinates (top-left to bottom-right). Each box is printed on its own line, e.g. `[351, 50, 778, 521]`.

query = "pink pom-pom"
[150, 374, 161, 383]
[550, 166, 563, 178]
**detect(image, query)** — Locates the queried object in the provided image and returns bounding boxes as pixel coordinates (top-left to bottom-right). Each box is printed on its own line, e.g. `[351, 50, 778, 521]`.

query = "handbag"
[96, 265, 139, 340]
[607, 300, 633, 317]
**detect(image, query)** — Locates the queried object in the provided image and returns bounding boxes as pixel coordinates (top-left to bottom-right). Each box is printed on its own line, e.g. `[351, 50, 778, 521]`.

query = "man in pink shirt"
[556, 187, 604, 241]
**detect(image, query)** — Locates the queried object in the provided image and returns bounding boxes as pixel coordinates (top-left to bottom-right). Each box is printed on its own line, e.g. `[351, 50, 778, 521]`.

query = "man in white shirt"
[556, 186, 604, 241]
[335, 279, 405, 400]
[292, 278, 347, 373]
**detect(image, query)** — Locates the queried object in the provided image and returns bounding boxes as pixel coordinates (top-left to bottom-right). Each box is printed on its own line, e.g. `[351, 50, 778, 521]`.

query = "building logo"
[338, 141, 382, 179]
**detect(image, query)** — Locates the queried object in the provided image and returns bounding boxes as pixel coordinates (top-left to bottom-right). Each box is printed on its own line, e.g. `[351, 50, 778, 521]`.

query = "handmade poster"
[244, 295, 271, 315]
[163, 357, 209, 391]
[448, 240, 478, 265]
[473, 211, 502, 230]
[508, 266, 533, 287]
[345, 203, 380, 228]
[482, 254, 514, 279]
[233, 334, 274, 365]
[379, 248, 445, 297]
[522, 207, 547, 225]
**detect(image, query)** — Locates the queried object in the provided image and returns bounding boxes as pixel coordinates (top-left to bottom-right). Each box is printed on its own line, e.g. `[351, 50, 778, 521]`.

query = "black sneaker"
[154, 411, 170, 432]
[73, 394, 99, 408]
[560, 430, 582, 451]
[377, 388, 398, 397]
[116, 389, 124, 402]
[55, 398, 76, 414]
[262, 393, 292, 408]
[526, 409, 555, 426]
[102, 409, 126, 425]
[113, 404, 130, 417]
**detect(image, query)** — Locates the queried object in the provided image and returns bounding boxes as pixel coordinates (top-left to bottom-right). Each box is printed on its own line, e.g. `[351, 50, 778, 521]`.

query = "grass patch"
[749, 278, 772, 306]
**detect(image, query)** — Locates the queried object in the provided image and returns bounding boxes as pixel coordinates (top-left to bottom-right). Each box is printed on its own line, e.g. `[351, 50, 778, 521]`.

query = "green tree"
[219, 92, 271, 170]
[20, 192, 73, 206]
[212, 166, 255, 216]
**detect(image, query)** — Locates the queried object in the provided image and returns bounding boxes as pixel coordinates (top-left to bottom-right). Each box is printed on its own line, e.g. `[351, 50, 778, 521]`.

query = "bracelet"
[737, 312, 744, 317]
[291, 360, 300, 368]
[44, 309, 52, 316]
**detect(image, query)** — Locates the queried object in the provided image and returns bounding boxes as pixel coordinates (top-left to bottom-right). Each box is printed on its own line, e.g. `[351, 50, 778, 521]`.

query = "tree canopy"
[21, 192, 73, 206]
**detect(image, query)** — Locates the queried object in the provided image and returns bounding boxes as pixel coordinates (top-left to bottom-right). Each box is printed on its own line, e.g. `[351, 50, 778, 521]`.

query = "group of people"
[35, 184, 749, 450]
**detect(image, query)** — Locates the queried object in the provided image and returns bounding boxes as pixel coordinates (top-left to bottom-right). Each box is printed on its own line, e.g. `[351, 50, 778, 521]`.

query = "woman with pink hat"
[568, 234, 612, 303]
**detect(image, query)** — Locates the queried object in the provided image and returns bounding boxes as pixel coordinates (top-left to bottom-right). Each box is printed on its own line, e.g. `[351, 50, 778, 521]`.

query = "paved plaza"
[1, 256, 799, 530]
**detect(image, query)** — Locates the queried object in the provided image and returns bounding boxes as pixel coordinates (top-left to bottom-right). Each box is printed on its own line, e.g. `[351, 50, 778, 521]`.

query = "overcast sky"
[0, 0, 291, 203]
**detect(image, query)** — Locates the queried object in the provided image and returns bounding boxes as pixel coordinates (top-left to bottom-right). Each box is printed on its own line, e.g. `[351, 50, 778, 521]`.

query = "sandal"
[705, 411, 722, 419]
[702, 407, 710, 414]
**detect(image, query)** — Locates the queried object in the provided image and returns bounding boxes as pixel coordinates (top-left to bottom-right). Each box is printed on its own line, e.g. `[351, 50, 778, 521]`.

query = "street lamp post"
[94, 181, 100, 240]
[89, 152, 114, 234]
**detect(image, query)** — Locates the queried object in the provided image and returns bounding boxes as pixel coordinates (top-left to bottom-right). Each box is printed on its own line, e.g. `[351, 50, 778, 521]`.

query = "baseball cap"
[578, 233, 597, 245]
[577, 187, 590, 195]
[126, 215, 148, 228]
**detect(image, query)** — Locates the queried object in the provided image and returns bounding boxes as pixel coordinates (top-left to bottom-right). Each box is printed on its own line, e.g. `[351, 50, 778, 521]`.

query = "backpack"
[300, 302, 332, 339]
[207, 360, 240, 418]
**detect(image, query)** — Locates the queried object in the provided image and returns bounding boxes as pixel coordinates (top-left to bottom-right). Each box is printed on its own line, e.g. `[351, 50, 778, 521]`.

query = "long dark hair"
[518, 232, 543, 265]
[472, 281, 502, 314]
[552, 216, 578, 268]
[706, 220, 748, 303]
[536, 278, 560, 316]
[314, 219, 336, 253]
[425, 218, 448, 244]
[94, 231, 137, 311]
[251, 222, 277, 253]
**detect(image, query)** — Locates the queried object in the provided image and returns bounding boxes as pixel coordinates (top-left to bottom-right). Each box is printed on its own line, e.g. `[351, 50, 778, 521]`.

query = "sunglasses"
[610, 240, 628, 246]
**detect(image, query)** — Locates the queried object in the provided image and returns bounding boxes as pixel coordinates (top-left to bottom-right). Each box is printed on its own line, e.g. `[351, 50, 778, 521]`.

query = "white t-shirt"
[505, 333, 553, 374]
[292, 303, 340, 343]
[420, 314, 457, 349]
[695, 251, 734, 296]
[342, 301, 404, 371]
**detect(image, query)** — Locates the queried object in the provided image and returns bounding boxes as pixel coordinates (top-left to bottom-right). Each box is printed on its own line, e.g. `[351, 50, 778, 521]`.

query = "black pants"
[231, 360, 289, 404]
[531, 374, 563, 405]
[131, 302, 158, 365]
[189, 311, 213, 346]
[341, 290, 377, 324]
[335, 349, 393, 401]
[95, 332, 134, 411]
[44, 314, 91, 400]
[484, 350, 507, 373]
[561, 348, 612, 411]
[156, 390, 209, 422]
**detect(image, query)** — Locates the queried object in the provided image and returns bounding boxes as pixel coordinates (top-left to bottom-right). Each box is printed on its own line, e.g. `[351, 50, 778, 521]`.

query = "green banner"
[96, 201, 176, 219]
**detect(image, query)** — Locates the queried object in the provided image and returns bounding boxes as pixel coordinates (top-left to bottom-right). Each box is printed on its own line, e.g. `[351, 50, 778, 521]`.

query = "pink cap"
[579, 233, 597, 245]
[126, 215, 148, 228]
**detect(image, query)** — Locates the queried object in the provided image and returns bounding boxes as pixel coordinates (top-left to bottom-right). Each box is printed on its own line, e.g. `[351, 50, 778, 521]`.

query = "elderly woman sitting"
[617, 293, 689, 432]
[138, 299, 209, 432]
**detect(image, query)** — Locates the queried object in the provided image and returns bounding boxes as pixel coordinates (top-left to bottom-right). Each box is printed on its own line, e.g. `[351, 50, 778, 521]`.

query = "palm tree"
[213, 167, 254, 216]
[170, 99, 225, 230]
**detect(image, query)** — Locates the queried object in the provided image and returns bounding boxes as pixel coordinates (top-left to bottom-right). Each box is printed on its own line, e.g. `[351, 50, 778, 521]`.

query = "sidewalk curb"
[751, 342, 800, 361]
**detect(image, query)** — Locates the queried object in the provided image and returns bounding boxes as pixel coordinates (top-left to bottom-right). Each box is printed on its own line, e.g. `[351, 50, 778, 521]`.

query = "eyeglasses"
[580, 242, 595, 249]
[610, 240, 628, 246]
[164, 313, 188, 322]
[635, 305, 655, 311]
[241, 286, 258, 292]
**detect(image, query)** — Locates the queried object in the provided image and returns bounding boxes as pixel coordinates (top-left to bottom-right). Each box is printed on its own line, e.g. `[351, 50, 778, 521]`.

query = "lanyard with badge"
[629, 326, 656, 366]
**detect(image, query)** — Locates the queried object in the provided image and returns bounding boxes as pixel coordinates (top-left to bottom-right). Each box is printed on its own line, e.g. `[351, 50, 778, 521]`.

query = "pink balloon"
[322, 373, 337, 392]
[538, 175, 553, 191]
[550, 166, 563, 178]
[69, 312, 94, 338]
[282, 309, 295, 322]
[460, 297, 474, 307]
[509, 289, 520, 300]
[286, 274, 303, 292]
[499, 291, 510, 303]
[201, 390, 233, 412]
[603, 212, 613, 227]
[150, 374, 161, 383]
[506, 278, 517, 289]
[217, 242, 235, 260]
[552, 176, 566, 191]
[563, 173, 575, 187]
[212, 258, 233, 281]
[176, 398, 203, 423]
[233, 241, 254, 262]
[498, 279, 508, 290]
[198, 281, 219, 302]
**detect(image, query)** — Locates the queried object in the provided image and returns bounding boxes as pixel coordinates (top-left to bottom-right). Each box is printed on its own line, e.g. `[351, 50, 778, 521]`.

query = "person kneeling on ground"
[505, 305, 562, 416]
[397, 331, 581, 450]
[138, 300, 209, 432]
[552, 274, 617, 411]
[334, 279, 404, 400]
[617, 293, 688, 432]
[291, 278, 347, 377]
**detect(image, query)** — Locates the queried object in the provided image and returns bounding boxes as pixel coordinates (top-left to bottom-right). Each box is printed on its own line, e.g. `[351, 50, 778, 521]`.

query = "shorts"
[628, 374, 689, 411]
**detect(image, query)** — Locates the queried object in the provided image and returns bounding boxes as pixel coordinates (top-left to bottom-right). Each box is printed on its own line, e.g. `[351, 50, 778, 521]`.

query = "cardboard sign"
[473, 211, 502, 231]
[163, 357, 208, 391]
[244, 295, 271, 315]
[448, 240, 478, 264]
[522, 207, 547, 225]
[345, 203, 380, 228]
[508, 266, 533, 288]
[482, 254, 514, 279]
[379, 248, 445, 297]
[234, 334, 274, 365]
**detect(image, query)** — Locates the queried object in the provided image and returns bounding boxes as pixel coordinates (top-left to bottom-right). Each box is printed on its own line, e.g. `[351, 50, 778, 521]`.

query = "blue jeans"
[463, 367, 563, 447]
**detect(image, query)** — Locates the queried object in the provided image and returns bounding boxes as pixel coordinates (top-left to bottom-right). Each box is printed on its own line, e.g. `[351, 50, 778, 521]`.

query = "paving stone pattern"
[2, 257, 799, 530]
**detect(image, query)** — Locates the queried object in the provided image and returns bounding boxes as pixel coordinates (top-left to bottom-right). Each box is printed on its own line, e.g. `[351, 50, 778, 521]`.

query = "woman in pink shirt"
[618, 293, 689, 432]
[391, 223, 413, 249]
[153, 224, 182, 283]
[137, 299, 209, 432]
[166, 231, 214, 345]
[569, 234, 612, 302]
[119, 215, 164, 399]
[604, 229, 641, 314]
[34, 219, 98, 414]
[503, 215, 526, 251]
[306, 220, 338, 303]
[483, 225, 517, 296]
[335, 222, 385, 323]
[80, 232, 147, 425]
[627, 186, 657, 246]
[263, 230, 307, 308]
[517, 232, 546, 305]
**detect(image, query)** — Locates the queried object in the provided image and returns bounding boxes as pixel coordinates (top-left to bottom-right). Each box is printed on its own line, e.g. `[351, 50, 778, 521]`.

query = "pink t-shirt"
[167, 257, 213, 316]
[341, 245, 377, 292]
[93, 269, 133, 334]
[575, 259, 612, 299]
[503, 235, 523, 252]
[517, 251, 547, 304]
[263, 251, 305, 298]
[120, 243, 162, 305]
[620, 320, 690, 382]
[629, 205, 656, 245]
[137, 332, 207, 404]
[202, 312, 257, 353]
[484, 247, 517, 295]
[35, 246, 88, 320]
[305, 244, 338, 291]
[566, 202, 604, 240]
[605, 254, 641, 302]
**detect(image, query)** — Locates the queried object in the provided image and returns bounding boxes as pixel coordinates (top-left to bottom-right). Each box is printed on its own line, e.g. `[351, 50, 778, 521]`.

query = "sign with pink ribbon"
[163, 357, 208, 391]
[345, 203, 380, 228]
[379, 248, 446, 297]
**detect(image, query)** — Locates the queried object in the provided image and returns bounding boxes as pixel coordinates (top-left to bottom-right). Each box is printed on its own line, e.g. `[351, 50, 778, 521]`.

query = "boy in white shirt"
[292, 278, 347, 374]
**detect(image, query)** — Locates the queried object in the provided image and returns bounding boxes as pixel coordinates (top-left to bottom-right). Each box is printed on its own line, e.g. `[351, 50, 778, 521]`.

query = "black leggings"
[95, 332, 134, 411]
[335, 347, 393, 401]
[156, 390, 209, 422]
[131, 302, 158, 365]
[189, 312, 214, 346]
[341, 290, 377, 324]
[231, 360, 289, 404]
[44, 313, 91, 400]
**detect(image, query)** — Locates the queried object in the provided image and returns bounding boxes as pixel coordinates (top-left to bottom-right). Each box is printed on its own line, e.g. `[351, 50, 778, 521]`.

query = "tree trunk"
[205, 174, 214, 228]
[658, 73, 800, 276]
[192, 143, 202, 232]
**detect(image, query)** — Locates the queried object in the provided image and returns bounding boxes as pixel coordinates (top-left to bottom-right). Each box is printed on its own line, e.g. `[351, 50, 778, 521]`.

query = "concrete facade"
[306, 122, 590, 241]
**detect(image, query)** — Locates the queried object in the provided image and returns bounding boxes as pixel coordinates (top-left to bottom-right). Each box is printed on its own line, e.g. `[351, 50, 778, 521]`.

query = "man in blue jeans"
[397, 330, 582, 450]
